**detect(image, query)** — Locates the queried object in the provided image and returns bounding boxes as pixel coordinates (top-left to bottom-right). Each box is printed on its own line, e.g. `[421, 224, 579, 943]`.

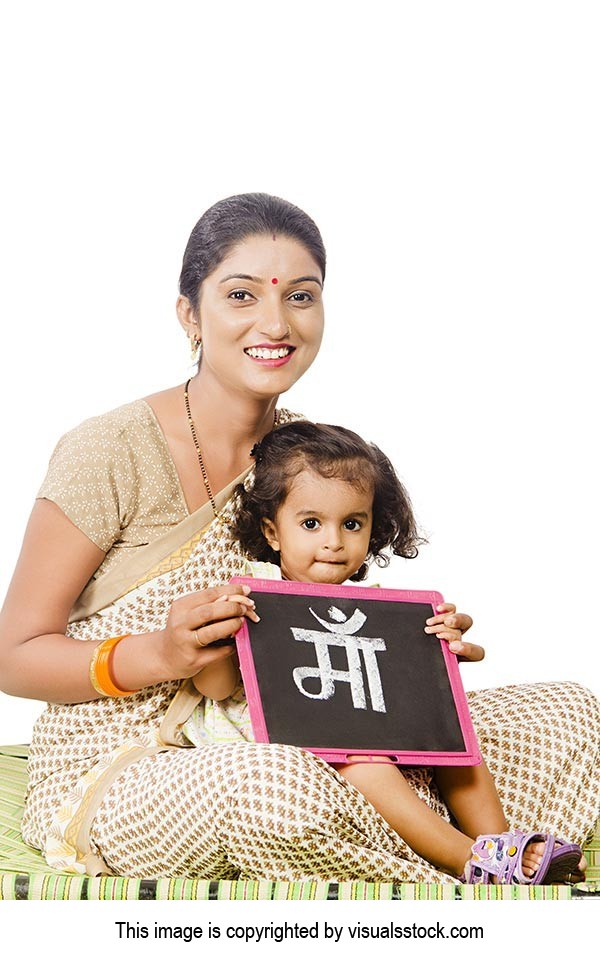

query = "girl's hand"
[424, 602, 484, 662]
[156, 584, 259, 681]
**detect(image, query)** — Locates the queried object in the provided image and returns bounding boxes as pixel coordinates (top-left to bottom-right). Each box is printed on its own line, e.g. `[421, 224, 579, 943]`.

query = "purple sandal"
[461, 831, 582, 885]
[543, 838, 584, 883]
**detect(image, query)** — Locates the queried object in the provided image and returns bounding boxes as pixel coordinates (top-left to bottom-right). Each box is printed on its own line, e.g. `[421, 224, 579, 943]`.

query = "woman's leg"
[90, 743, 456, 882]
[467, 682, 600, 844]
[467, 681, 599, 880]
[89, 683, 597, 883]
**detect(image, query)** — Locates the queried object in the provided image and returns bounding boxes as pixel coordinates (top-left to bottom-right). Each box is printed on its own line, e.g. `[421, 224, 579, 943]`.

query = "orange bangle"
[89, 636, 137, 697]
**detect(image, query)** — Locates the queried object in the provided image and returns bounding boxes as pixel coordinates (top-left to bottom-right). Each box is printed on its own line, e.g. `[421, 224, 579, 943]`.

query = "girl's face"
[262, 469, 373, 584]
[180, 234, 324, 401]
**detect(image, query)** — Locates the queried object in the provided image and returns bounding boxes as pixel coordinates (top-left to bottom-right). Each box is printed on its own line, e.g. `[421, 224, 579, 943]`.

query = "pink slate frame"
[231, 578, 481, 767]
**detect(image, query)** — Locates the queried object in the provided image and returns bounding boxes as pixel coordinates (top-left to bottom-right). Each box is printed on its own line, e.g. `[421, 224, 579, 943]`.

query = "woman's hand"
[0, 499, 260, 700]
[424, 602, 484, 662]
[155, 584, 259, 682]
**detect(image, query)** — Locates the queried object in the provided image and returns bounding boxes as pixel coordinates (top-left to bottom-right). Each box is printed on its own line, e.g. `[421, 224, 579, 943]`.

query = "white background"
[1, 1, 598, 741]
[0, 0, 598, 946]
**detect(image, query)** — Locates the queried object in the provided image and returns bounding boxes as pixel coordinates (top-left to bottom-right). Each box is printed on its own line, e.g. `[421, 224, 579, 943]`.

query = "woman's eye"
[228, 289, 254, 302]
[288, 291, 313, 304]
[344, 519, 361, 531]
[301, 518, 320, 530]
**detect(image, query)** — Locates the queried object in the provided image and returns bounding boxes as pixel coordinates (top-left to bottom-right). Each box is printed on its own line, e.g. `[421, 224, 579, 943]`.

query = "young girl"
[183, 421, 584, 885]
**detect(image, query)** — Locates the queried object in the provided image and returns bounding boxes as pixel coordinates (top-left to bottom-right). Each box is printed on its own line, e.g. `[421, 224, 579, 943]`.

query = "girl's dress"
[21, 401, 600, 881]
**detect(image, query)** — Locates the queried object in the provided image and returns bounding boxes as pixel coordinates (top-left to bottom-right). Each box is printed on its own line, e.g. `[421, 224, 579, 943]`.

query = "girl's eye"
[301, 518, 320, 530]
[344, 519, 362, 531]
[287, 291, 313, 304]
[228, 289, 254, 302]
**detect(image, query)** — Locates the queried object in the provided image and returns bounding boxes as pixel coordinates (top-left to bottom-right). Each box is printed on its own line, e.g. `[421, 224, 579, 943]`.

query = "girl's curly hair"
[231, 421, 425, 581]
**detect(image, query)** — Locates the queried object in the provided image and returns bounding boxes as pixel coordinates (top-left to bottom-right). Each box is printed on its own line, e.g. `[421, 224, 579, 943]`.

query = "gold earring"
[189, 333, 201, 362]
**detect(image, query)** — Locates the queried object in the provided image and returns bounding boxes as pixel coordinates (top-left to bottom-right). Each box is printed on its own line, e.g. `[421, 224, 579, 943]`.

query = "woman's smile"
[243, 342, 296, 365]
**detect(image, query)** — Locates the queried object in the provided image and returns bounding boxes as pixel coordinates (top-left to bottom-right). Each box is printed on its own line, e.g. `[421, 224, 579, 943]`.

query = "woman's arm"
[0, 499, 252, 703]
[190, 590, 257, 700]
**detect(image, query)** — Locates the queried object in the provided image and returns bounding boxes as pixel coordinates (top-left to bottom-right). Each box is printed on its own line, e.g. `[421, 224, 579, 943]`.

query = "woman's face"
[184, 234, 324, 401]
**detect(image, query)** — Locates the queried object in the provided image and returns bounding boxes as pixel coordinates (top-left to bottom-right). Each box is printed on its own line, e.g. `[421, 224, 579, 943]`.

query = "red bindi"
[271, 277, 278, 284]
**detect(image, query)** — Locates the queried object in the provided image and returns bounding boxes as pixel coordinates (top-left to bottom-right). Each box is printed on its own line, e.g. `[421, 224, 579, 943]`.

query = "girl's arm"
[192, 653, 240, 700]
[424, 603, 484, 662]
[0, 499, 252, 703]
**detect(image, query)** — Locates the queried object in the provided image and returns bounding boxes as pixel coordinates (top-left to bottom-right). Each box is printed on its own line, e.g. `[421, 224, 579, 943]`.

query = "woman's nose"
[257, 301, 290, 340]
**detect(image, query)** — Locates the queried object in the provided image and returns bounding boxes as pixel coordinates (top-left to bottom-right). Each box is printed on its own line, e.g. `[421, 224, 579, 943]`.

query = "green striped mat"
[1, 745, 598, 901]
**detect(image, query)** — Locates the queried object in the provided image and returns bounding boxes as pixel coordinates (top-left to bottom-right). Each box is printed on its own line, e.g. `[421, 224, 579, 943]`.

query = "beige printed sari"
[20, 412, 600, 881]
[22, 463, 255, 874]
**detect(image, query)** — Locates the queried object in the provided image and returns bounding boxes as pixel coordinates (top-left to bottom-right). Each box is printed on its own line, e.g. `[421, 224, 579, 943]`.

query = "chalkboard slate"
[232, 578, 481, 766]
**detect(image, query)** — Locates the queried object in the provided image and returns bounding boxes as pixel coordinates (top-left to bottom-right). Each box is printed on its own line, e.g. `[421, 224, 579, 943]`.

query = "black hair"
[179, 193, 326, 313]
[231, 421, 425, 582]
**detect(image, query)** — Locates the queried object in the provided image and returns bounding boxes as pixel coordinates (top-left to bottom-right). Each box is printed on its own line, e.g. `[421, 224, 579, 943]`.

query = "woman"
[0, 194, 596, 881]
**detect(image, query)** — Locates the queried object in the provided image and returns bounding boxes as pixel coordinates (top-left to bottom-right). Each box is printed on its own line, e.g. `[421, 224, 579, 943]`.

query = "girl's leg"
[434, 761, 541, 878]
[337, 760, 577, 880]
[335, 761, 474, 878]
[433, 760, 508, 838]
